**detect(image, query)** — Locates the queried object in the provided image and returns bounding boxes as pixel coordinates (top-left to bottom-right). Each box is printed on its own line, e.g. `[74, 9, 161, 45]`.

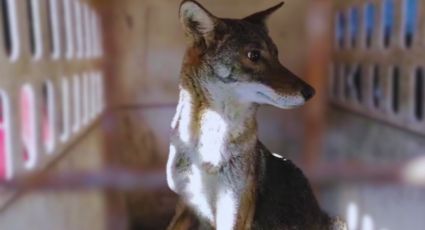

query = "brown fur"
[234, 174, 256, 229]
[184, 46, 203, 68]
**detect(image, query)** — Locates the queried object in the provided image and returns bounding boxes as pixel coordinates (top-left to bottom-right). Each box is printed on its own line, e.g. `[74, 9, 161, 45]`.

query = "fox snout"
[249, 64, 315, 109]
[280, 68, 316, 102]
[301, 84, 315, 101]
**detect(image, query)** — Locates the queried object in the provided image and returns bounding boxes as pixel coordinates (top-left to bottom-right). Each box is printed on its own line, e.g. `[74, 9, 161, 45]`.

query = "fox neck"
[172, 73, 258, 168]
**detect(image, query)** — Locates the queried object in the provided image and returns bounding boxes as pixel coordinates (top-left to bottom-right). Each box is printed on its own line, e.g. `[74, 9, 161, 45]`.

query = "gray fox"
[166, 1, 347, 229]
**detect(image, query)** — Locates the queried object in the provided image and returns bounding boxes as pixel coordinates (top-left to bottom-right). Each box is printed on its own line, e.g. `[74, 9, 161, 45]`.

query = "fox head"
[179, 0, 315, 109]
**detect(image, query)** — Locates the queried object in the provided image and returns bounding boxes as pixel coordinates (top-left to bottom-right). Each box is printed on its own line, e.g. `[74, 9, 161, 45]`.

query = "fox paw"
[331, 217, 348, 230]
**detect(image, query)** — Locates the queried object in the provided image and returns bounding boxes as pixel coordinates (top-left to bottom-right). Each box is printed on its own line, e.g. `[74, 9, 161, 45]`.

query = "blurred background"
[0, 0, 425, 229]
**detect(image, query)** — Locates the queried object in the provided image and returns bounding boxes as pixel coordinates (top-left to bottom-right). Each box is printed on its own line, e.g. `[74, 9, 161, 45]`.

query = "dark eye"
[247, 50, 261, 62]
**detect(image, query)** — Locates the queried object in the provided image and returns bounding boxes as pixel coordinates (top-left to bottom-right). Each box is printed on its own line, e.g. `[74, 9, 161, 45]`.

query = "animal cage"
[0, 0, 106, 228]
[0, 0, 424, 229]
[321, 0, 425, 229]
[0, 0, 105, 175]
[331, 0, 425, 135]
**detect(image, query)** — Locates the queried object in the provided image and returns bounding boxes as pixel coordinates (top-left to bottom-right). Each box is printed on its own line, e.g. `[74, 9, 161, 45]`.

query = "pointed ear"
[179, 0, 217, 43]
[243, 2, 284, 25]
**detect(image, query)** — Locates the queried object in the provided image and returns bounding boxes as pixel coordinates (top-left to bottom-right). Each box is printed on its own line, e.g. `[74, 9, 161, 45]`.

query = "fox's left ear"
[179, 0, 218, 44]
[243, 2, 284, 26]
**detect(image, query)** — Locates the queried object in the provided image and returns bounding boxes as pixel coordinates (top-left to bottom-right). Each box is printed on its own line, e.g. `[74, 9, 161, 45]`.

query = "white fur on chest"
[198, 109, 228, 167]
[185, 164, 217, 222]
[168, 85, 255, 227]
[185, 164, 240, 226]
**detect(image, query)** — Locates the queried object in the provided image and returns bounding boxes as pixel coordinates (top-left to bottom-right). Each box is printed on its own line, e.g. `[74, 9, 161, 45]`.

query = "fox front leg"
[166, 200, 201, 230]
[215, 188, 239, 230]
[215, 187, 255, 230]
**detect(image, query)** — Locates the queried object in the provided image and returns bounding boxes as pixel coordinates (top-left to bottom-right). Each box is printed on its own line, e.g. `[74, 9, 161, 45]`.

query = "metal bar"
[303, 0, 333, 169]
[1, 157, 424, 192]
[0, 167, 167, 191]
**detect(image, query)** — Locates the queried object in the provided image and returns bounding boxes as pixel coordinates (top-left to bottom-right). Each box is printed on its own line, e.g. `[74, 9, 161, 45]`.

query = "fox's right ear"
[179, 0, 217, 44]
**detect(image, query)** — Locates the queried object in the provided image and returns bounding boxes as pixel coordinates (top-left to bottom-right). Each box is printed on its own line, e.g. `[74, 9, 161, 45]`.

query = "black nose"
[301, 86, 315, 100]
